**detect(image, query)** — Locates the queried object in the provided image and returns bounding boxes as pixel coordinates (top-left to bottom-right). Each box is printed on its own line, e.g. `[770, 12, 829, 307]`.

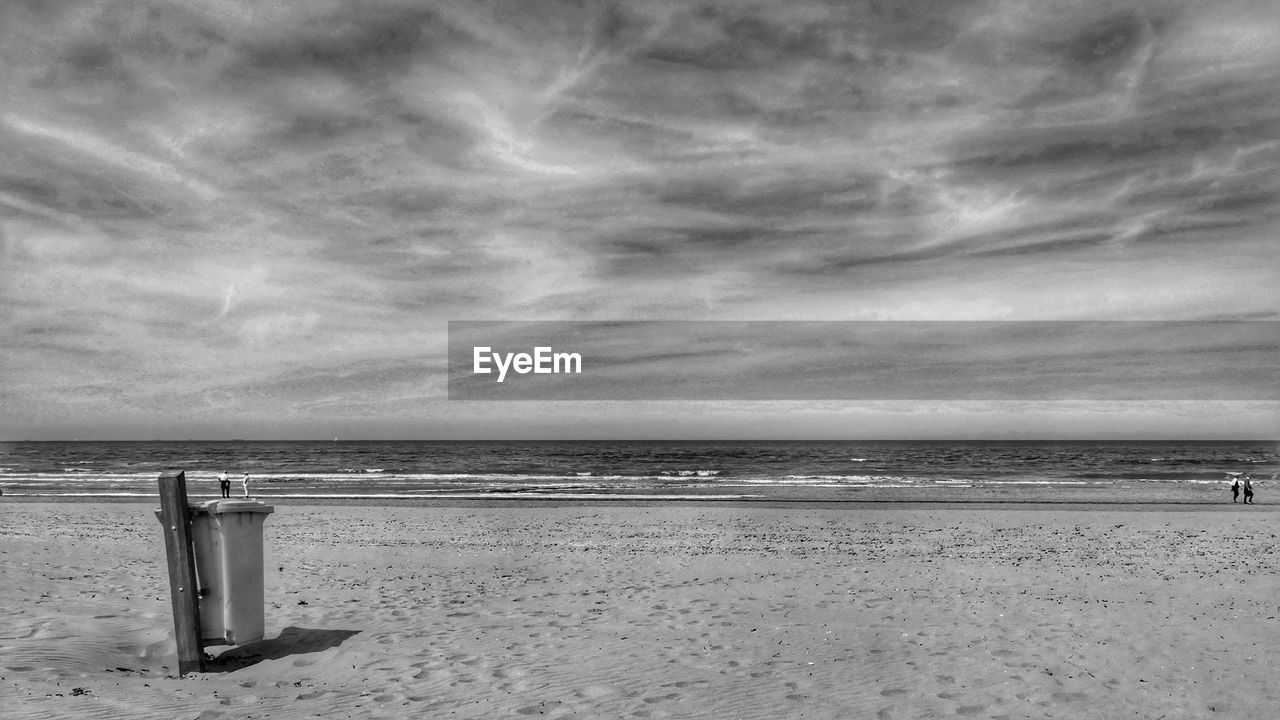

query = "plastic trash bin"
[188, 498, 274, 646]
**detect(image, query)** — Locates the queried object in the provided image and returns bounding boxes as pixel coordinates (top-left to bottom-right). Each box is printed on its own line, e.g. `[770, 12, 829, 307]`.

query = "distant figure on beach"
[241, 472, 250, 498]
[1242, 475, 1254, 504]
[218, 470, 231, 499]
[1231, 476, 1240, 503]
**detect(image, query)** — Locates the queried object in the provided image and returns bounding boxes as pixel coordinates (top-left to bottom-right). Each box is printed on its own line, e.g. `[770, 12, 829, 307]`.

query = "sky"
[1, 0, 1277, 440]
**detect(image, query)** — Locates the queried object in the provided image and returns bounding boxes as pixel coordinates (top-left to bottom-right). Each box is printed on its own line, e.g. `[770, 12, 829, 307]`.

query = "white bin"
[189, 499, 274, 646]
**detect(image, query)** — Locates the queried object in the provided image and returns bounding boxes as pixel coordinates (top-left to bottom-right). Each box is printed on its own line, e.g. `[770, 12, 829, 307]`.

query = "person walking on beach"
[241, 472, 250, 498]
[218, 470, 231, 499]
[1242, 475, 1254, 504]
[1231, 476, 1240, 503]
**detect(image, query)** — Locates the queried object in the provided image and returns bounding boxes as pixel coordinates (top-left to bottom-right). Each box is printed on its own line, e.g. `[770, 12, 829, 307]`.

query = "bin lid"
[191, 498, 275, 515]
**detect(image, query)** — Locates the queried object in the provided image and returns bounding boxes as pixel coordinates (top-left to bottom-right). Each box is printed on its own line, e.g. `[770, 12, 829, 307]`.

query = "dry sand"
[3, 501, 1278, 719]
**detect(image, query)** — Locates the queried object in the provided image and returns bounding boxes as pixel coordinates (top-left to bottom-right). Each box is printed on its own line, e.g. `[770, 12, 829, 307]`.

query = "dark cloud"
[54, 39, 124, 84]
[599, 225, 828, 277]
[1058, 11, 1151, 68]
[0, 168, 159, 221]
[230, 6, 454, 80]
[639, 0, 967, 72]
[262, 113, 379, 149]
[654, 172, 885, 218]
[966, 233, 1115, 258]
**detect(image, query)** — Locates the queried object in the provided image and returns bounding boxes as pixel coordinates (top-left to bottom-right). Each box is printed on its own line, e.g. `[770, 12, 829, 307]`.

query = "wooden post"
[157, 470, 205, 675]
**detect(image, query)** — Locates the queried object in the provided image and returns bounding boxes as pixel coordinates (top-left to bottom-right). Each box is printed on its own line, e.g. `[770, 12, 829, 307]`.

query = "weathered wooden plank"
[157, 470, 205, 675]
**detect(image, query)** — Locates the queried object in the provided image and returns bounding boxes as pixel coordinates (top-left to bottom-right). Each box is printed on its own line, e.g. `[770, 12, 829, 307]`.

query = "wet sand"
[4, 501, 1278, 719]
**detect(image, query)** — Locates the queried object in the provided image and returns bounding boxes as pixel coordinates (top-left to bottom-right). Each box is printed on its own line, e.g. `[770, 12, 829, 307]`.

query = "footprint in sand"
[880, 688, 908, 697]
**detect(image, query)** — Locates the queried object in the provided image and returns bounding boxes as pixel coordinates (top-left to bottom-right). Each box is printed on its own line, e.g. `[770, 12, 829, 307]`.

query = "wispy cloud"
[0, 0, 1276, 439]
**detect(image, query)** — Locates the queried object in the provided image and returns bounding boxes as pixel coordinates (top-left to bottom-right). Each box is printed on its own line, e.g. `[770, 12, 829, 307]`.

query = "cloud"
[0, 0, 1276, 438]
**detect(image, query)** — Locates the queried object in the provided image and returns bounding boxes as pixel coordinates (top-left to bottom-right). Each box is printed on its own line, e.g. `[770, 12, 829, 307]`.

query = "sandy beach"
[4, 500, 1278, 719]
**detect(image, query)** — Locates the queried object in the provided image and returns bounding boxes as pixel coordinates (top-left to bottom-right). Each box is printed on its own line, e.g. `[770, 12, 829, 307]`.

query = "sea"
[0, 440, 1276, 503]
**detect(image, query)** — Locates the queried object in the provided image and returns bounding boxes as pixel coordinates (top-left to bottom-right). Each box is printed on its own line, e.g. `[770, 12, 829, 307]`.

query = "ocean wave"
[2, 490, 765, 501]
[0, 468, 1261, 496]
[6, 472, 174, 482]
[731, 475, 913, 486]
[986, 480, 1097, 485]
[780, 475, 909, 484]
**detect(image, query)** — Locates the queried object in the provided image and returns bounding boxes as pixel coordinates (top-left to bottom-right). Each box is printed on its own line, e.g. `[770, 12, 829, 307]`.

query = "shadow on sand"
[205, 626, 360, 672]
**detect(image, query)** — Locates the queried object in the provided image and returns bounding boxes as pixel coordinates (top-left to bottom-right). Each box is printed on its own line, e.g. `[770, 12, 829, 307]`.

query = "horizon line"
[3, 437, 1276, 443]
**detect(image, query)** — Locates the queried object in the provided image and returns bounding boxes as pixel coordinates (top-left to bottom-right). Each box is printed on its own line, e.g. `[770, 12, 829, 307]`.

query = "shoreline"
[3, 494, 1273, 511]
